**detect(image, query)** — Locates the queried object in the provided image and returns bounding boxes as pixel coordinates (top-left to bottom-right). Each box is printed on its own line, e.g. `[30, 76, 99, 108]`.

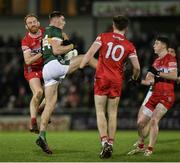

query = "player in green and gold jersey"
[36, 11, 97, 154]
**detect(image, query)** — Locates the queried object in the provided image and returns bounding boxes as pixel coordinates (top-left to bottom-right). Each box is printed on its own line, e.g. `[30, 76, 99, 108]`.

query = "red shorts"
[94, 78, 122, 98]
[145, 91, 175, 111]
[24, 69, 42, 81]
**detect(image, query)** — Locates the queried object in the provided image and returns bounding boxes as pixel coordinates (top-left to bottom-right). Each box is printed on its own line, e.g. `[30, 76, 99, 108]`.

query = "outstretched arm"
[79, 42, 101, 68]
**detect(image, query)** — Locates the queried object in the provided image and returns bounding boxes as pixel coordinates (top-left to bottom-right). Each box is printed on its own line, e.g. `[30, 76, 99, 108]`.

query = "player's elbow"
[172, 75, 178, 81]
[133, 67, 140, 79]
[173, 72, 178, 80]
[173, 74, 178, 80]
[134, 66, 140, 74]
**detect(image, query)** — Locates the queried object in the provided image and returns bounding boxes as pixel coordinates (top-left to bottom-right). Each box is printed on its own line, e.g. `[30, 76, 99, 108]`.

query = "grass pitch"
[0, 130, 180, 162]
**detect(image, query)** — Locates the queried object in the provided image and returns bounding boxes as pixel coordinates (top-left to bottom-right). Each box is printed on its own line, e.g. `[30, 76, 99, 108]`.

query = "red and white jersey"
[153, 53, 177, 92]
[21, 27, 44, 71]
[94, 32, 137, 83]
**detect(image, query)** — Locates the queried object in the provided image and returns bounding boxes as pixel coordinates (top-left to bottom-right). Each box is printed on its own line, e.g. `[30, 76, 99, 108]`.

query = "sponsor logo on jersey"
[31, 48, 41, 54]
[169, 62, 177, 67]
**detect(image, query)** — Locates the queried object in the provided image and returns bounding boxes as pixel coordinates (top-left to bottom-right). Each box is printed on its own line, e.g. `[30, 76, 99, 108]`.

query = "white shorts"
[43, 59, 69, 87]
[142, 106, 153, 117]
[142, 103, 167, 118]
[141, 87, 168, 118]
[142, 87, 153, 117]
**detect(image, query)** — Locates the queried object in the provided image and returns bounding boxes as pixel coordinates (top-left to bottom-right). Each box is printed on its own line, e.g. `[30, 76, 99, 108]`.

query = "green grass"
[0, 130, 180, 162]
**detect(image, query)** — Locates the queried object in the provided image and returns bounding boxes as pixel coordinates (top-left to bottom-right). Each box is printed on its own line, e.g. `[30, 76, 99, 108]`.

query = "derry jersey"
[152, 53, 177, 92]
[94, 32, 137, 83]
[42, 25, 64, 64]
[21, 27, 44, 71]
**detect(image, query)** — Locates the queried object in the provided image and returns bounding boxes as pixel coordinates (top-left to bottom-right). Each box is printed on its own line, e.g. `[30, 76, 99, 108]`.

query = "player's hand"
[176, 76, 180, 84]
[47, 38, 52, 44]
[141, 79, 154, 86]
[63, 40, 77, 49]
[63, 39, 73, 45]
[148, 66, 160, 77]
[127, 77, 141, 87]
[62, 32, 69, 40]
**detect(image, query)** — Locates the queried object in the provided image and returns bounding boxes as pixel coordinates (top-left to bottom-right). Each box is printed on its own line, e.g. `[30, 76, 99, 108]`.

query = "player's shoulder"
[166, 53, 177, 61]
[98, 32, 117, 41]
[124, 37, 134, 45]
[44, 25, 52, 32]
[124, 38, 135, 50]
[97, 32, 112, 37]
[39, 27, 45, 34]
[44, 26, 52, 36]
[166, 53, 174, 58]
[45, 25, 61, 35]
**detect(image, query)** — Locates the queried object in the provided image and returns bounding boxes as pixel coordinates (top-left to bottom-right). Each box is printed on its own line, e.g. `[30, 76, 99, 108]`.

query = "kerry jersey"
[42, 25, 64, 64]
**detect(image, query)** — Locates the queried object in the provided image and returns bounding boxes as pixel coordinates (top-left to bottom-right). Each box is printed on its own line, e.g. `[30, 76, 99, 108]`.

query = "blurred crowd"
[0, 35, 31, 109]
[0, 22, 180, 117]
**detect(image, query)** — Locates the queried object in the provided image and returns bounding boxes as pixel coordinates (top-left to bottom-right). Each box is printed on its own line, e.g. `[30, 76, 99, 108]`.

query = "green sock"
[39, 131, 46, 140]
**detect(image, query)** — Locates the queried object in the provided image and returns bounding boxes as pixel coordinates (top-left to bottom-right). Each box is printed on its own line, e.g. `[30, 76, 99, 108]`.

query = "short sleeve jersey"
[94, 32, 137, 83]
[21, 27, 44, 70]
[42, 25, 63, 64]
[152, 53, 177, 92]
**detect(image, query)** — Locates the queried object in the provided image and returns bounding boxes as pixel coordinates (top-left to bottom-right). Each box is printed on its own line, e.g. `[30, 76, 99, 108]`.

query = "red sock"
[108, 138, 114, 146]
[138, 143, 144, 149]
[147, 146, 153, 151]
[101, 136, 108, 142]
[31, 117, 37, 125]
[101, 136, 108, 146]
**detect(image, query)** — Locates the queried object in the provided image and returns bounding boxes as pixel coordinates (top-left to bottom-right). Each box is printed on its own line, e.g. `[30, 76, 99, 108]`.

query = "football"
[64, 49, 78, 60]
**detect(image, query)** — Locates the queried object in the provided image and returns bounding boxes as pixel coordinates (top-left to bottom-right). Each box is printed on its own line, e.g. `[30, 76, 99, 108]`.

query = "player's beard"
[28, 26, 39, 34]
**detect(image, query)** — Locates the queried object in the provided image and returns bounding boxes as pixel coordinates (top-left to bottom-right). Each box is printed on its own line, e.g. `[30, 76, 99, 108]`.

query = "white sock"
[101, 140, 108, 147]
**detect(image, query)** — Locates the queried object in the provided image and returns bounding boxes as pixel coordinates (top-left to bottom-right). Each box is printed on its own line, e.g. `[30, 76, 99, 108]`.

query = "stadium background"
[0, 0, 180, 131]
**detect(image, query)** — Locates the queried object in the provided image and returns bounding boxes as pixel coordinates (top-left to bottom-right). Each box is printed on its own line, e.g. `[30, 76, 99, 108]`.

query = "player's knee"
[34, 89, 43, 100]
[96, 111, 105, 117]
[45, 101, 56, 111]
[108, 112, 117, 118]
[150, 118, 158, 127]
[137, 120, 146, 129]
